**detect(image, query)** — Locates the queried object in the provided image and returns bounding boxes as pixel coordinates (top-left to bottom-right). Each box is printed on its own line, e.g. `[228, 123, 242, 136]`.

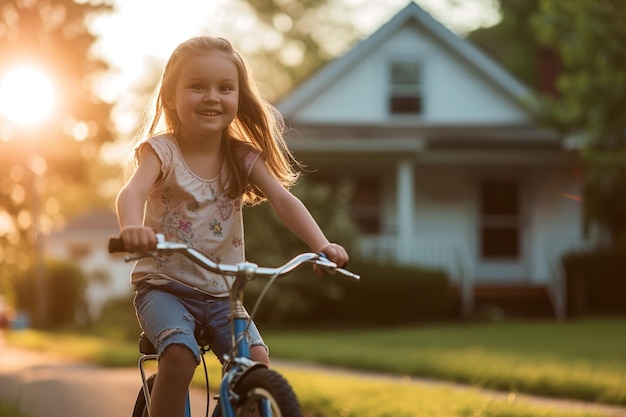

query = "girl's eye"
[190, 84, 204, 90]
[220, 85, 234, 92]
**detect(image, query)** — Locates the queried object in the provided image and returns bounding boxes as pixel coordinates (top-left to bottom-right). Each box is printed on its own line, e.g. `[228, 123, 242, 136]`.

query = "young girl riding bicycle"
[115, 36, 349, 417]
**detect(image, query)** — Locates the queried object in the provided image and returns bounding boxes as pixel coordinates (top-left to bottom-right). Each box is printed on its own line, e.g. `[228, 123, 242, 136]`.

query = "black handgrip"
[108, 236, 126, 253]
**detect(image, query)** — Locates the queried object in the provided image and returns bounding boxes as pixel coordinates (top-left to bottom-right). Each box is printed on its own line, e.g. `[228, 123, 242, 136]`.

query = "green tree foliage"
[239, 0, 362, 100]
[532, 0, 626, 247]
[532, 0, 626, 141]
[468, 0, 542, 89]
[0, 0, 115, 325]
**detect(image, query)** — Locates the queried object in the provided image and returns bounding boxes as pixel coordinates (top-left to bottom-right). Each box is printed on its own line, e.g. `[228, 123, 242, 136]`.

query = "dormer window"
[388, 61, 423, 115]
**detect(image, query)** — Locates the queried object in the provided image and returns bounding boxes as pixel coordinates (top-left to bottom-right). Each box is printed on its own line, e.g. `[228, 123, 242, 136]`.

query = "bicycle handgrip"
[108, 236, 126, 253]
[317, 252, 360, 281]
[337, 268, 360, 281]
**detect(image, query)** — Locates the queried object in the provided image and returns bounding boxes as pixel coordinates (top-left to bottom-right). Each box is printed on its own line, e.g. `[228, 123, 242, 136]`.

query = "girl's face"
[170, 51, 239, 141]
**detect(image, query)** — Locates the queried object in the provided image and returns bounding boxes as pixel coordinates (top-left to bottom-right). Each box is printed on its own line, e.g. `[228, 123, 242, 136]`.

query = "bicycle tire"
[213, 368, 302, 417]
[132, 373, 156, 417]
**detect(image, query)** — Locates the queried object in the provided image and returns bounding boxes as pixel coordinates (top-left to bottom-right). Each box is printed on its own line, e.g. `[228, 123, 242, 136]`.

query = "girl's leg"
[150, 344, 197, 417]
[134, 285, 202, 417]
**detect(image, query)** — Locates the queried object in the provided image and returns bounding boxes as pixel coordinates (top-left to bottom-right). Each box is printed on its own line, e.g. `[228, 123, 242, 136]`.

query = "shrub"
[245, 259, 453, 327]
[562, 249, 626, 316]
[13, 258, 88, 329]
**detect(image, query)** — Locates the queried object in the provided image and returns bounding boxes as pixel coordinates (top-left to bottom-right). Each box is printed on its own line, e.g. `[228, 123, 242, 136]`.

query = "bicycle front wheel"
[219, 367, 302, 417]
[132, 373, 156, 417]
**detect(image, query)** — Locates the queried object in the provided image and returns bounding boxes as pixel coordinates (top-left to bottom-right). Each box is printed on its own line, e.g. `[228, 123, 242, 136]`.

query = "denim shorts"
[133, 281, 266, 364]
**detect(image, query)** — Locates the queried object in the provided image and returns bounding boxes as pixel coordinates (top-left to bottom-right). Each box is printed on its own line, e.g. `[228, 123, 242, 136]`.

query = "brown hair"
[126, 36, 301, 205]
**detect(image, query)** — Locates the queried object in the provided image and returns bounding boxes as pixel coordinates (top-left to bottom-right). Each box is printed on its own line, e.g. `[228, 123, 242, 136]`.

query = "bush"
[13, 258, 88, 329]
[562, 249, 626, 316]
[245, 259, 453, 327]
[93, 295, 141, 340]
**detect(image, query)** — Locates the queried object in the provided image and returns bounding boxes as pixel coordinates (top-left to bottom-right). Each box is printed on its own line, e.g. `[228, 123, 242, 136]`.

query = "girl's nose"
[203, 90, 218, 102]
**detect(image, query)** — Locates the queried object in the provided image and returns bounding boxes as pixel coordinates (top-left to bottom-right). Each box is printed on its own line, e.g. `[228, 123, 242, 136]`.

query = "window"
[389, 61, 423, 115]
[350, 178, 382, 234]
[479, 180, 520, 259]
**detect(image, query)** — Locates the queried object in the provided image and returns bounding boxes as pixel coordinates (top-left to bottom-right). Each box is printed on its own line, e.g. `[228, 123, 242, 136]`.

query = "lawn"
[264, 317, 626, 406]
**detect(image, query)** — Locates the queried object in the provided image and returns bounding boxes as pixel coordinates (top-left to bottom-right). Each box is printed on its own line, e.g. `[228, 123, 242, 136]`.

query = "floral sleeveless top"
[131, 134, 260, 297]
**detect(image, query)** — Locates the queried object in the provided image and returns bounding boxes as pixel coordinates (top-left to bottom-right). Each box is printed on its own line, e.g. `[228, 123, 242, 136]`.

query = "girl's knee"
[250, 345, 270, 366]
[160, 344, 197, 376]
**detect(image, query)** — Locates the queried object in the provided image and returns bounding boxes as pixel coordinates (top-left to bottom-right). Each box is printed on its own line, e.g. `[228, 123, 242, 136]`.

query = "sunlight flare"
[0, 64, 57, 127]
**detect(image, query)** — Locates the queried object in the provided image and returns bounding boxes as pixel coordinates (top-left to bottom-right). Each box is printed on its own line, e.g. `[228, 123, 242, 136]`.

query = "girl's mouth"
[199, 110, 220, 116]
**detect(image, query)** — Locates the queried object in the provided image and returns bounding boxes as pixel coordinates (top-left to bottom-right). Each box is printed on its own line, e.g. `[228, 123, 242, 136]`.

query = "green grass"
[276, 367, 615, 417]
[265, 318, 626, 406]
[0, 401, 28, 417]
[4, 318, 626, 416]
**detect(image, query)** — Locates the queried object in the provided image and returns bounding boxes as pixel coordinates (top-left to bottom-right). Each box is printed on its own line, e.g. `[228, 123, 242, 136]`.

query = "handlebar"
[108, 234, 360, 282]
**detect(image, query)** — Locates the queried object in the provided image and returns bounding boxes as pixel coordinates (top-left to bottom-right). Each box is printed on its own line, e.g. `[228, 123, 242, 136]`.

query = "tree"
[468, 0, 546, 90]
[235, 0, 363, 100]
[531, 0, 626, 248]
[0, 0, 115, 326]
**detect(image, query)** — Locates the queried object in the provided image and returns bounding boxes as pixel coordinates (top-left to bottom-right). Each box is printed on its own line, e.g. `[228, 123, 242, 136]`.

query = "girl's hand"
[315, 243, 349, 276]
[120, 226, 157, 253]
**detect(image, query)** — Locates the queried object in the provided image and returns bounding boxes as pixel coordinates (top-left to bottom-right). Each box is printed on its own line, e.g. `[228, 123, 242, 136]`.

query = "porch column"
[396, 158, 415, 263]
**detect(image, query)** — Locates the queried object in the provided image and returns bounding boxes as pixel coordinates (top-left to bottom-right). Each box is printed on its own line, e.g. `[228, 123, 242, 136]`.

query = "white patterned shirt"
[131, 134, 260, 297]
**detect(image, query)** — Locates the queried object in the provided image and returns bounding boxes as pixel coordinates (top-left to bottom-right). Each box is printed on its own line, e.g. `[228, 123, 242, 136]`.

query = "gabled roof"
[277, 1, 532, 116]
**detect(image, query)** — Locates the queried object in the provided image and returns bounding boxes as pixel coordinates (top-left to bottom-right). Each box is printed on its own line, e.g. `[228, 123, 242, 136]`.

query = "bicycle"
[108, 233, 360, 417]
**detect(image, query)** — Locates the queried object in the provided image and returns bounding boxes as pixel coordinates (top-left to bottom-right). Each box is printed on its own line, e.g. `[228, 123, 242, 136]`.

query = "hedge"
[562, 249, 626, 317]
[244, 259, 454, 327]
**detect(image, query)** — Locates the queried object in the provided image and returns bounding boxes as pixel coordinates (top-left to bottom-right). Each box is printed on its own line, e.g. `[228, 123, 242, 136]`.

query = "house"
[276, 2, 591, 318]
[45, 208, 133, 319]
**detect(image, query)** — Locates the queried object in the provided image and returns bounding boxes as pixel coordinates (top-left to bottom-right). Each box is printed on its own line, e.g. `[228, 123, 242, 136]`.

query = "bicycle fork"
[218, 299, 271, 417]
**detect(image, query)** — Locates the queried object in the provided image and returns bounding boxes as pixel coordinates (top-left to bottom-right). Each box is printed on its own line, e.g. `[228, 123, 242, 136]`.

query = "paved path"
[1, 338, 626, 417]
[0, 342, 214, 417]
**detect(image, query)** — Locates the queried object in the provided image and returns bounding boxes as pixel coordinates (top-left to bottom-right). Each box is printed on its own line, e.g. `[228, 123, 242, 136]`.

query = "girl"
[116, 36, 349, 417]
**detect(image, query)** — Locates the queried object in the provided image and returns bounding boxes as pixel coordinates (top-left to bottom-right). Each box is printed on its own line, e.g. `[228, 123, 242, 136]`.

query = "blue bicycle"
[109, 234, 359, 417]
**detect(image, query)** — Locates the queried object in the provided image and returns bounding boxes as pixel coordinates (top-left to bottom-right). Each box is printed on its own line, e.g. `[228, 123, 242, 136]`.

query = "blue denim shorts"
[133, 282, 266, 364]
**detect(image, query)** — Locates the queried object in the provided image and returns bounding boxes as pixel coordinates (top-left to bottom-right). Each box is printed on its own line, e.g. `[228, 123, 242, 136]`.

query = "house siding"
[287, 25, 531, 125]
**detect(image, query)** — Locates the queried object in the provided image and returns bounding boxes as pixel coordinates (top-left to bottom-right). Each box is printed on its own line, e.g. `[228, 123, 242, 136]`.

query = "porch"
[358, 235, 585, 320]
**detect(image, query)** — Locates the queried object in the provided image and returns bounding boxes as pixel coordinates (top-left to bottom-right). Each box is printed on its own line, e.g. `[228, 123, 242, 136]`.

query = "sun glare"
[0, 64, 57, 127]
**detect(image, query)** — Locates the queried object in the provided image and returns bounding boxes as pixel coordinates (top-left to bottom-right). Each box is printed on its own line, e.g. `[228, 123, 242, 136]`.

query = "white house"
[45, 209, 132, 319]
[276, 2, 591, 318]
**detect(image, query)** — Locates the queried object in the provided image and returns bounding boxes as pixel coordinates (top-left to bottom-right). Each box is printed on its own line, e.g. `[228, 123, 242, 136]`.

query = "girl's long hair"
[123, 36, 301, 205]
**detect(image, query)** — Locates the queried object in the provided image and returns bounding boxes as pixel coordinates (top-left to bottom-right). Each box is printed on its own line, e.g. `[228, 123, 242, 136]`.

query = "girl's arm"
[249, 157, 349, 267]
[115, 145, 162, 252]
